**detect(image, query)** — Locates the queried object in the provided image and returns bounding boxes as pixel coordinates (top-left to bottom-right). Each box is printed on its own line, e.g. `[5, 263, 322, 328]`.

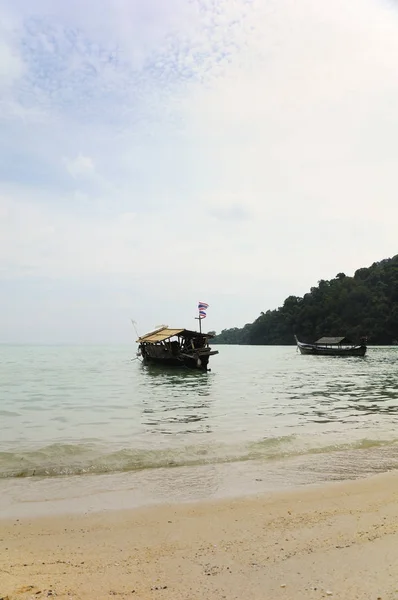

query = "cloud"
[0, 39, 23, 87]
[181, 0, 398, 222]
[2, 0, 398, 341]
[64, 154, 95, 179]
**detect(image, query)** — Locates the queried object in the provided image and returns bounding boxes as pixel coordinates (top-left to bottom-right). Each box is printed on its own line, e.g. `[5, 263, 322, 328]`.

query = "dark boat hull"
[139, 345, 217, 370]
[297, 342, 367, 356]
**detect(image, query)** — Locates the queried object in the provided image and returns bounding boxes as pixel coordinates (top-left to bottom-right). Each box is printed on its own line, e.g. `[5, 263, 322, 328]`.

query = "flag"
[198, 302, 209, 320]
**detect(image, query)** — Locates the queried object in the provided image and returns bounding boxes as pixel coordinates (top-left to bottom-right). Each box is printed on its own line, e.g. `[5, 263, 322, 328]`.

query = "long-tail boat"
[295, 335, 367, 356]
[136, 326, 218, 370]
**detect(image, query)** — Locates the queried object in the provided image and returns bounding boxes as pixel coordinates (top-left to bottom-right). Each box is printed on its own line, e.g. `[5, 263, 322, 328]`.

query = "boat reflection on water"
[141, 362, 212, 390]
[139, 363, 214, 436]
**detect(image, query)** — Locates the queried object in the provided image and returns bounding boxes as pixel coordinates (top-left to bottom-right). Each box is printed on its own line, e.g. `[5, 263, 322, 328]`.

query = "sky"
[1, 0, 398, 343]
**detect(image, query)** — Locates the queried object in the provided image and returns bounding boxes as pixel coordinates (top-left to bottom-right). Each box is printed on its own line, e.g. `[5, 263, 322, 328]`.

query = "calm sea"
[1, 344, 398, 484]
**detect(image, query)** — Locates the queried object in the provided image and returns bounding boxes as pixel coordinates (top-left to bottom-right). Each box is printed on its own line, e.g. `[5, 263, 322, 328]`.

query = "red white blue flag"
[198, 302, 209, 319]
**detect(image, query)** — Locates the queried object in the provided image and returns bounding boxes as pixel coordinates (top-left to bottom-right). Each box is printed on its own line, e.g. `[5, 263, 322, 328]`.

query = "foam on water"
[1, 436, 398, 479]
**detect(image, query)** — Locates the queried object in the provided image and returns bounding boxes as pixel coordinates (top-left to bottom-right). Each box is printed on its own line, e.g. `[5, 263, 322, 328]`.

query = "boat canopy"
[315, 336, 350, 345]
[137, 327, 184, 343]
[137, 326, 214, 344]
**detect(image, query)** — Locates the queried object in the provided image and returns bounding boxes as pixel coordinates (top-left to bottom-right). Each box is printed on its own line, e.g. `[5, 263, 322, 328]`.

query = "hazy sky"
[1, 0, 398, 343]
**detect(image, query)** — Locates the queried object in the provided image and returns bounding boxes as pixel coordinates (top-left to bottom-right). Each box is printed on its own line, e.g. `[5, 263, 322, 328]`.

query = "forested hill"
[212, 255, 398, 345]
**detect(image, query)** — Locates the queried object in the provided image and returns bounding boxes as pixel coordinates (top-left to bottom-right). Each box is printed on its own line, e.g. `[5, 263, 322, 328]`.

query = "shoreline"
[2, 470, 398, 599]
[2, 441, 398, 520]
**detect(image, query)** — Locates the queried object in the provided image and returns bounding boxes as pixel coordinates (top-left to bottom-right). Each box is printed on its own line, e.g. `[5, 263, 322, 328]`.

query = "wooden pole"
[195, 305, 202, 334]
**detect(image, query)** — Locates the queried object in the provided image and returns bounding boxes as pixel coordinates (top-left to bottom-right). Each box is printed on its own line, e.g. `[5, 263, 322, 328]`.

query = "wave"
[0, 436, 397, 479]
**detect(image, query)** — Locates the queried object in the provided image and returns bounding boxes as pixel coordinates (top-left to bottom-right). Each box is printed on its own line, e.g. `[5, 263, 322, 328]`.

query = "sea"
[1, 344, 398, 518]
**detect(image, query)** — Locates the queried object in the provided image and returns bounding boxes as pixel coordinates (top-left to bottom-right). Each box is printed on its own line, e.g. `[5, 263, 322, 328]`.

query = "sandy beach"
[2, 472, 398, 600]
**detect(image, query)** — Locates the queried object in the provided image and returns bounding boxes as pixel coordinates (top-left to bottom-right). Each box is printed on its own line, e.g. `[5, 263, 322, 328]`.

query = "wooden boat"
[136, 326, 218, 370]
[294, 335, 367, 357]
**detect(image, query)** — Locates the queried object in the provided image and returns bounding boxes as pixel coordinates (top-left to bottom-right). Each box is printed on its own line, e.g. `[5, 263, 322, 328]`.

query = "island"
[213, 254, 398, 345]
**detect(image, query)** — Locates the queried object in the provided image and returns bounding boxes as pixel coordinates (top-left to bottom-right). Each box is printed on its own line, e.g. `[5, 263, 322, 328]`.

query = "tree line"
[212, 254, 398, 345]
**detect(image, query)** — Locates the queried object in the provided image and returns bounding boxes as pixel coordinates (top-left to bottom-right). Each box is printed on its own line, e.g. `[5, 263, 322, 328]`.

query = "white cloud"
[180, 0, 398, 224]
[64, 154, 96, 179]
[0, 39, 23, 87]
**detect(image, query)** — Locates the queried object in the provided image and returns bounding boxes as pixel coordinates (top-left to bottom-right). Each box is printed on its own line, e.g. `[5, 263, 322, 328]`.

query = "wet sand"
[3, 443, 398, 520]
[2, 471, 398, 599]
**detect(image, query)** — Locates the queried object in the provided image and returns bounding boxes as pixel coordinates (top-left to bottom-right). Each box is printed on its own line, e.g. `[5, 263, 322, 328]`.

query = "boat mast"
[195, 308, 202, 334]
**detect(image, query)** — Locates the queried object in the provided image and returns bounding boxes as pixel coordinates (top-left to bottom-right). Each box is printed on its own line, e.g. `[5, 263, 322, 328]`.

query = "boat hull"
[296, 342, 367, 356]
[139, 345, 218, 370]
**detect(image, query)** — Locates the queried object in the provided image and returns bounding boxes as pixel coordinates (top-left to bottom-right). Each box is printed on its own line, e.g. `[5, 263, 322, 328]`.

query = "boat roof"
[315, 336, 349, 345]
[137, 326, 213, 344]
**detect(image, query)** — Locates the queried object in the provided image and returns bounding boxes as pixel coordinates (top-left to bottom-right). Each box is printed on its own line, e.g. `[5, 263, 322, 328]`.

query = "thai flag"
[199, 310, 207, 319]
[198, 302, 209, 310]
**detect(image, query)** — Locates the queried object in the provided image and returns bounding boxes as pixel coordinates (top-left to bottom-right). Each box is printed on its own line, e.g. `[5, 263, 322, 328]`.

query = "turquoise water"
[1, 344, 398, 479]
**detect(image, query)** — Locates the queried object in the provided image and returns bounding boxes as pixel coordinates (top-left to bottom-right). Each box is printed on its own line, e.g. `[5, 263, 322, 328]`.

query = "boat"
[294, 335, 367, 357]
[136, 326, 219, 370]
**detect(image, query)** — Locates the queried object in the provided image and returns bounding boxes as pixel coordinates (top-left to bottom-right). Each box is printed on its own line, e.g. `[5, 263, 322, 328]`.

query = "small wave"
[1, 436, 397, 479]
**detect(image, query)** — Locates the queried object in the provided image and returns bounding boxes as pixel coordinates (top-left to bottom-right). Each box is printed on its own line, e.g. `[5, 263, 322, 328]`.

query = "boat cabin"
[314, 336, 352, 347]
[136, 326, 212, 351]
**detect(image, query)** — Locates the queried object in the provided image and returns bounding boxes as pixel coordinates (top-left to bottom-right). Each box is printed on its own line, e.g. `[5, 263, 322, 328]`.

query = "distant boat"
[136, 326, 219, 370]
[294, 335, 367, 357]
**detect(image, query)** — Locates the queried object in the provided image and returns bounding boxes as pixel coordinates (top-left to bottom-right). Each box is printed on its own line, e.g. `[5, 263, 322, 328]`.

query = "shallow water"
[1, 344, 398, 480]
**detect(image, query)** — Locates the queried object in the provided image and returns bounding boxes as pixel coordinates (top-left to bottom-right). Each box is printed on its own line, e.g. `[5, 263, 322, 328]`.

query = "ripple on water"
[1, 345, 398, 479]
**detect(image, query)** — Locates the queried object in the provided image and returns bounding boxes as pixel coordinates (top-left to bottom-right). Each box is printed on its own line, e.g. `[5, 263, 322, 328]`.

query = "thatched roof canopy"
[137, 326, 214, 343]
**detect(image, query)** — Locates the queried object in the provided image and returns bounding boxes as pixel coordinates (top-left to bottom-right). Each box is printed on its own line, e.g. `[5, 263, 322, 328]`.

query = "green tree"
[212, 254, 398, 345]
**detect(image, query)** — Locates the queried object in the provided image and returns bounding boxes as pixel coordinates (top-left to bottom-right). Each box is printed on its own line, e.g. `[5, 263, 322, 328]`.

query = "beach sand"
[2, 471, 398, 600]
